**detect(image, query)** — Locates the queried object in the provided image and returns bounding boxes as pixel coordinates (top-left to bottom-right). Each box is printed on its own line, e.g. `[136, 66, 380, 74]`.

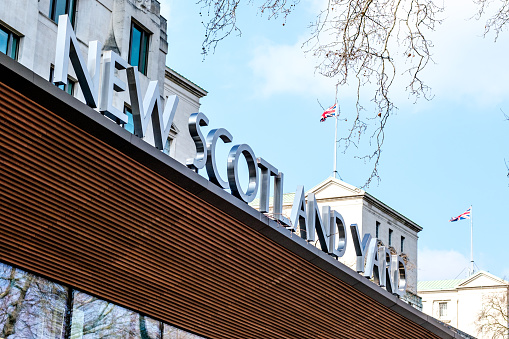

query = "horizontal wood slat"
[0, 81, 441, 339]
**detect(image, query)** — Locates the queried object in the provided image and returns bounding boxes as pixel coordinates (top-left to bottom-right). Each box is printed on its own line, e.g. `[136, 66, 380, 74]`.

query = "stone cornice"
[165, 67, 207, 99]
[364, 193, 423, 233]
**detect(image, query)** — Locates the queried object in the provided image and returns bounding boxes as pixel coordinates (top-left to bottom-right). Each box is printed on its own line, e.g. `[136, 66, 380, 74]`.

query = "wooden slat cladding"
[0, 81, 441, 339]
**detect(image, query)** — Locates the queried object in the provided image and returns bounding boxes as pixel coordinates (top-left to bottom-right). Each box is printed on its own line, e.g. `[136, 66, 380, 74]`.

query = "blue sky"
[160, 0, 509, 281]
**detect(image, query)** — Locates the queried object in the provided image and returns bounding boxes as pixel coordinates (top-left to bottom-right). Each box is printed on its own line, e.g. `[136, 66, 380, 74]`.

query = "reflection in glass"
[164, 324, 203, 339]
[73, 291, 161, 339]
[49, 0, 77, 25]
[0, 26, 19, 60]
[0, 28, 8, 55]
[130, 26, 141, 70]
[129, 23, 150, 75]
[124, 106, 134, 134]
[0, 263, 68, 338]
[163, 138, 172, 156]
[0, 262, 204, 339]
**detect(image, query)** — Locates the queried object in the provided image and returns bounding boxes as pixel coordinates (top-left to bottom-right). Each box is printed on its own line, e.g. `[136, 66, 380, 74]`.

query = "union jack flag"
[320, 104, 336, 122]
[450, 207, 471, 222]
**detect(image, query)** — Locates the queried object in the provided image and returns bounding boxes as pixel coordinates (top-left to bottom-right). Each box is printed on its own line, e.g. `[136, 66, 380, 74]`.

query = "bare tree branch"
[305, 0, 442, 186]
[197, 0, 509, 186]
[198, 0, 299, 55]
[475, 291, 509, 338]
[198, 0, 443, 186]
[474, 0, 509, 40]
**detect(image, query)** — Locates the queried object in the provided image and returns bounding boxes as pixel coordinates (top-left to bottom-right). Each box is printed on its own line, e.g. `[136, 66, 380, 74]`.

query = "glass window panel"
[68, 0, 76, 25]
[129, 23, 150, 75]
[0, 28, 8, 55]
[50, 0, 76, 26]
[52, 0, 68, 23]
[10, 35, 18, 59]
[0, 263, 68, 339]
[163, 324, 204, 339]
[163, 138, 172, 155]
[130, 26, 142, 69]
[66, 80, 75, 95]
[72, 291, 161, 339]
[139, 33, 149, 74]
[124, 106, 134, 134]
[439, 302, 447, 317]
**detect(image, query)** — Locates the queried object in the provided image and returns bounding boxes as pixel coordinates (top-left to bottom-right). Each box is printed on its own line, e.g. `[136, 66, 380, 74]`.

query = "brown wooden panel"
[0, 81, 441, 339]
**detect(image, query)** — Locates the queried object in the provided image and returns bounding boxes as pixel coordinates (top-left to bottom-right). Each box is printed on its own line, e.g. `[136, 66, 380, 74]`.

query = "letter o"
[227, 144, 259, 203]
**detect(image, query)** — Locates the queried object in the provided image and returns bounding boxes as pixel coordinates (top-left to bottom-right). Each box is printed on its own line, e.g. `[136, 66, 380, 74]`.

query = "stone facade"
[419, 271, 509, 338]
[251, 177, 422, 305]
[0, 0, 206, 163]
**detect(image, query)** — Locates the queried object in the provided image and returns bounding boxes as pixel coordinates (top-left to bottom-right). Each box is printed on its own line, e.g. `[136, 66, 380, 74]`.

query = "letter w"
[126, 67, 179, 150]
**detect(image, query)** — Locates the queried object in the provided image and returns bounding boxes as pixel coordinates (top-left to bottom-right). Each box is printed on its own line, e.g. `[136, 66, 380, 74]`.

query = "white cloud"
[250, 0, 509, 108]
[418, 247, 470, 281]
[249, 39, 339, 98]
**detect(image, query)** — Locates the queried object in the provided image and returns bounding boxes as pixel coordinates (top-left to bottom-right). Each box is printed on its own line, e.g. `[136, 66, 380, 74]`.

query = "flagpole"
[333, 84, 339, 179]
[470, 205, 474, 276]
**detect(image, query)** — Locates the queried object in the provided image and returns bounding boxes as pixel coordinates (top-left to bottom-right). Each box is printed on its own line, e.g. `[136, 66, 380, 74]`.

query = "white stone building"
[419, 271, 509, 338]
[0, 0, 206, 163]
[251, 177, 423, 308]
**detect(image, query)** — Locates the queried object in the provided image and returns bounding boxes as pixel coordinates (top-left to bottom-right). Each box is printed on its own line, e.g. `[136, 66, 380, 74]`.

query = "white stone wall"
[163, 69, 206, 164]
[278, 178, 420, 294]
[361, 200, 419, 293]
[419, 273, 509, 338]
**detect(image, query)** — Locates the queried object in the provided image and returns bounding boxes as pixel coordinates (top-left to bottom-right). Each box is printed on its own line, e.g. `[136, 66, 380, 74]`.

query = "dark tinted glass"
[50, 0, 76, 26]
[139, 32, 149, 74]
[68, 0, 76, 24]
[66, 80, 75, 95]
[51, 0, 68, 22]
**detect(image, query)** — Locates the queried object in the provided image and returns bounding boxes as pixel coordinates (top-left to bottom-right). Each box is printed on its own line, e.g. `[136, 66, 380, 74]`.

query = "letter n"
[54, 15, 101, 107]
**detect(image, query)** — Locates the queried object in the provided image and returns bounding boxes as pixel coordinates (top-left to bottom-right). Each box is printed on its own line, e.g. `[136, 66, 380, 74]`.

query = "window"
[0, 261, 204, 339]
[123, 105, 135, 133]
[0, 263, 68, 337]
[389, 229, 393, 246]
[129, 22, 150, 75]
[49, 66, 76, 95]
[439, 302, 448, 318]
[49, 0, 77, 26]
[376, 221, 380, 238]
[401, 236, 405, 252]
[0, 24, 20, 60]
[163, 138, 172, 155]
